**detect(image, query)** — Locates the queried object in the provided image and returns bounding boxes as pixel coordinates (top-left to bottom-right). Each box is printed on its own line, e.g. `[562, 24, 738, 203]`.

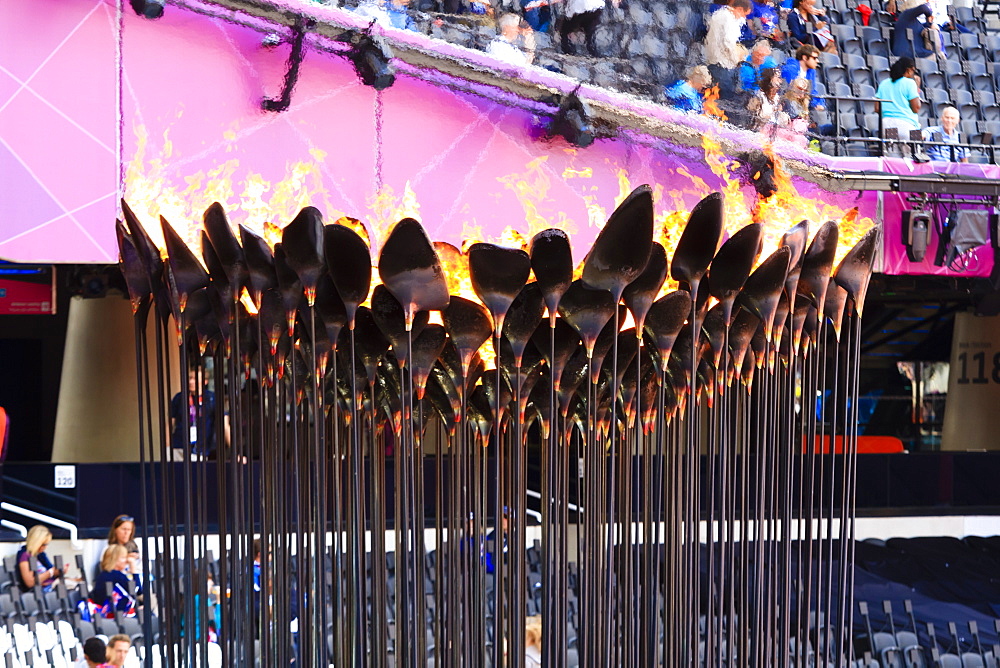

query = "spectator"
[16, 525, 69, 593]
[664, 66, 713, 113]
[352, 0, 419, 31]
[780, 44, 825, 110]
[739, 40, 778, 95]
[876, 56, 922, 139]
[89, 545, 142, 618]
[749, 0, 785, 43]
[777, 77, 812, 145]
[891, 2, 934, 59]
[521, 0, 552, 32]
[108, 514, 138, 554]
[525, 615, 543, 667]
[748, 67, 786, 130]
[79, 636, 110, 667]
[487, 13, 536, 65]
[170, 370, 216, 460]
[788, 0, 836, 53]
[705, 0, 753, 99]
[561, 0, 618, 57]
[922, 14, 944, 57]
[105, 634, 131, 667]
[923, 106, 968, 162]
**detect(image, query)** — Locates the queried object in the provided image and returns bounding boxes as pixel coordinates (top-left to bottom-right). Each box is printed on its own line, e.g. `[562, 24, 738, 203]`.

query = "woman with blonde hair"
[16, 525, 68, 592]
[525, 615, 542, 667]
[88, 545, 141, 618]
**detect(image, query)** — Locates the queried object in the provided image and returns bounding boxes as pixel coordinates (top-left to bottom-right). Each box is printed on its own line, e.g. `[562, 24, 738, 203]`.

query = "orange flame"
[703, 85, 727, 122]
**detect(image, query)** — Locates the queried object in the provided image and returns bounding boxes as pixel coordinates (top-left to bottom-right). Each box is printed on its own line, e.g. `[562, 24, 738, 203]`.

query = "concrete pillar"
[51, 296, 176, 462]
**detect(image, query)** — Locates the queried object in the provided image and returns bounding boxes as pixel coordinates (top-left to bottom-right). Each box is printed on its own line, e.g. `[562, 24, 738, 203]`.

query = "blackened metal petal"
[116, 220, 151, 320]
[557, 279, 618, 359]
[315, 274, 348, 353]
[281, 206, 326, 304]
[582, 185, 654, 300]
[798, 220, 840, 314]
[468, 242, 532, 336]
[780, 219, 810, 302]
[643, 290, 690, 370]
[239, 225, 277, 303]
[203, 202, 247, 299]
[410, 324, 448, 400]
[371, 284, 429, 367]
[708, 223, 762, 324]
[502, 282, 545, 367]
[736, 246, 790, 342]
[442, 296, 493, 377]
[530, 317, 580, 389]
[671, 192, 724, 289]
[378, 218, 450, 328]
[325, 223, 372, 327]
[160, 215, 209, 309]
[833, 227, 879, 317]
[529, 228, 573, 319]
[622, 241, 668, 334]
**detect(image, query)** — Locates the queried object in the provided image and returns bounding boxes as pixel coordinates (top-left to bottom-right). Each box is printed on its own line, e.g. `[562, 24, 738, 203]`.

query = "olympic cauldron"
[116, 184, 877, 668]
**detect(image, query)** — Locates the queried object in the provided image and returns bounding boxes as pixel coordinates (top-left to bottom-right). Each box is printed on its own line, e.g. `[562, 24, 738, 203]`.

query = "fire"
[365, 182, 421, 254]
[497, 156, 578, 239]
[703, 85, 727, 122]
[335, 216, 371, 248]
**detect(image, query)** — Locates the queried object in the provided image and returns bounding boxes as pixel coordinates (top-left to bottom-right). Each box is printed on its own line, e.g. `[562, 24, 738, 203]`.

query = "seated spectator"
[780, 44, 825, 110]
[16, 525, 69, 593]
[923, 106, 968, 162]
[788, 0, 836, 53]
[561, 0, 618, 57]
[748, 68, 786, 130]
[89, 545, 142, 618]
[108, 514, 138, 554]
[105, 634, 131, 667]
[876, 56, 922, 139]
[705, 0, 753, 99]
[750, 0, 785, 43]
[487, 13, 536, 66]
[922, 14, 944, 57]
[525, 615, 543, 667]
[739, 40, 778, 95]
[352, 0, 419, 31]
[521, 0, 552, 32]
[80, 636, 109, 668]
[891, 1, 934, 59]
[665, 66, 713, 113]
[777, 76, 812, 146]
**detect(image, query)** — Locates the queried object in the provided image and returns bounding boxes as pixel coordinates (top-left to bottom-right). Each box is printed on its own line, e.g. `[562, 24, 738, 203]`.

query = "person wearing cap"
[78, 636, 110, 667]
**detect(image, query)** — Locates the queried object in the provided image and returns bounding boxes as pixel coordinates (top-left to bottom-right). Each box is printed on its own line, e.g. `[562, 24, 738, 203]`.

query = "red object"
[857, 4, 873, 25]
[804, 434, 905, 454]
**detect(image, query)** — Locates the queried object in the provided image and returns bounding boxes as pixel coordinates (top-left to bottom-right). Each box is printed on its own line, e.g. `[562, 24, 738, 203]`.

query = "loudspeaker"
[902, 209, 932, 262]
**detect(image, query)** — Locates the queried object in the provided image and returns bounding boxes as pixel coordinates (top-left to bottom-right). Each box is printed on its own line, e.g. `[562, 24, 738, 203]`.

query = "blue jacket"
[739, 54, 778, 93]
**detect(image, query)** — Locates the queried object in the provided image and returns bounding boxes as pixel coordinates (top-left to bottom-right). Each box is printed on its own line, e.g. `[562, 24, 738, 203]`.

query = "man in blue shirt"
[665, 66, 713, 113]
[923, 106, 968, 162]
[739, 40, 778, 94]
[780, 44, 826, 109]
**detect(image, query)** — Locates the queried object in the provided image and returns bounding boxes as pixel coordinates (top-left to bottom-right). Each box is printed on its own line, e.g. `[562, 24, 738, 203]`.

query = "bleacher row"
[0, 554, 153, 667]
[803, 1, 1000, 159]
[380, 0, 1000, 161]
[857, 601, 1000, 668]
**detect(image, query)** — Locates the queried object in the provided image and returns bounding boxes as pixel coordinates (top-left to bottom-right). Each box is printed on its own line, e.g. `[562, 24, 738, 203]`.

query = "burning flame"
[703, 85, 727, 122]
[126, 117, 872, 332]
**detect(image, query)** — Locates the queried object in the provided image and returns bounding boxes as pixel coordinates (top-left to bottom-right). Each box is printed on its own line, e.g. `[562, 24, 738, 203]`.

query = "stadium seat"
[850, 66, 875, 87]
[971, 73, 994, 92]
[820, 52, 842, 69]
[965, 45, 989, 64]
[948, 72, 971, 91]
[974, 91, 996, 107]
[915, 57, 939, 74]
[825, 65, 849, 85]
[855, 84, 878, 114]
[960, 103, 983, 122]
[962, 653, 986, 668]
